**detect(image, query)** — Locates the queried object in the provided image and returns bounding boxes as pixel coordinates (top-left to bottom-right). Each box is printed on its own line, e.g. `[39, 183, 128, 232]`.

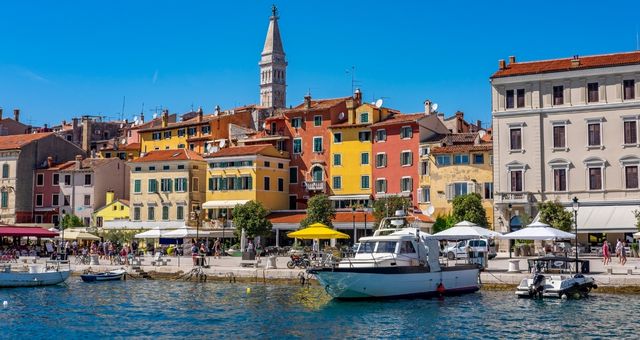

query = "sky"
[1, 0, 640, 129]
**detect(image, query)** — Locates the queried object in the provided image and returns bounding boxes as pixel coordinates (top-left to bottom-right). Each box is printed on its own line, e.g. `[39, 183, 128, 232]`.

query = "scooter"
[287, 254, 310, 269]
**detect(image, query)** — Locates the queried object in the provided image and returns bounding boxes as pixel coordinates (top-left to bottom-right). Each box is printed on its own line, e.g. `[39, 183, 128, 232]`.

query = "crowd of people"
[602, 239, 629, 266]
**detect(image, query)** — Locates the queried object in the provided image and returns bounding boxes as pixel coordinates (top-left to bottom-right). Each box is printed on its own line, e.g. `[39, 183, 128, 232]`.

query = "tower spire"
[259, 5, 287, 108]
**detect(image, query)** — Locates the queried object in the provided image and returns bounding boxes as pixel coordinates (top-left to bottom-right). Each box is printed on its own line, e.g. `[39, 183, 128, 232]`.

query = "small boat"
[80, 269, 126, 282]
[516, 259, 597, 299]
[0, 261, 71, 287]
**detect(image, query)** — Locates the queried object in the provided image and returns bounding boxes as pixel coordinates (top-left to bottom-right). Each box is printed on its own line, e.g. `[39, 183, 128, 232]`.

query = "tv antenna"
[345, 66, 361, 94]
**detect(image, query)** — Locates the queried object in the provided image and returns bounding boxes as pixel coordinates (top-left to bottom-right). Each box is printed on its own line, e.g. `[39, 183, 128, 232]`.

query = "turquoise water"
[0, 279, 637, 339]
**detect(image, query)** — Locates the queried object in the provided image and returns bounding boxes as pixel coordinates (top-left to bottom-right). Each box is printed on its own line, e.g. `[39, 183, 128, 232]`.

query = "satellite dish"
[338, 112, 345, 120]
[375, 99, 383, 108]
[206, 144, 214, 153]
[121, 138, 126, 145]
[213, 110, 219, 116]
[133, 116, 139, 124]
[211, 146, 219, 153]
[152, 113, 158, 119]
[219, 139, 226, 148]
[431, 103, 439, 112]
[478, 130, 487, 139]
[422, 205, 435, 217]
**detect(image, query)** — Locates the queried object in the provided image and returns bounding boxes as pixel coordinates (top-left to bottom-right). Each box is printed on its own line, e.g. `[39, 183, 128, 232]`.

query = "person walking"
[602, 240, 611, 265]
[213, 238, 221, 259]
[616, 239, 623, 263]
[621, 241, 628, 266]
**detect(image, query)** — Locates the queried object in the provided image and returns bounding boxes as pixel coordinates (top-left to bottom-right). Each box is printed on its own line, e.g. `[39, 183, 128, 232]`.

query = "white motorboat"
[0, 261, 71, 288]
[309, 212, 481, 299]
[515, 259, 597, 299]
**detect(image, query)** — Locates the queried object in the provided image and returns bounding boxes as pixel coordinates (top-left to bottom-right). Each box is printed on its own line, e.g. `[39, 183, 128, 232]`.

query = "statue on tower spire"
[272, 4, 277, 17]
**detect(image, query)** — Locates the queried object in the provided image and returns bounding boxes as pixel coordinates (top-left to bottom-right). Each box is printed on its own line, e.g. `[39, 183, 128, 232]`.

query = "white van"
[445, 239, 496, 260]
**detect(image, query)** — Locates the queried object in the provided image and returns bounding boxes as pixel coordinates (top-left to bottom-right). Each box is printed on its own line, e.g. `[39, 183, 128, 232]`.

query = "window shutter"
[168, 179, 173, 192]
[446, 183, 453, 200]
[383, 154, 387, 167]
[417, 187, 423, 203]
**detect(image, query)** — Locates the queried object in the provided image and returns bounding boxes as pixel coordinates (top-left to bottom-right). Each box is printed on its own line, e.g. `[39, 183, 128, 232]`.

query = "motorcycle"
[287, 254, 310, 269]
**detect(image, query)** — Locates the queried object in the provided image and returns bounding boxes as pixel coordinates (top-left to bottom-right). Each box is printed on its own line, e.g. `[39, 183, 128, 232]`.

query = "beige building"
[491, 52, 640, 246]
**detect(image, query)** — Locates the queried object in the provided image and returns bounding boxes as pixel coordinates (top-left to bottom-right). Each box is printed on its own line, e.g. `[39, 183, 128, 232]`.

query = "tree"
[232, 200, 272, 238]
[372, 196, 411, 227]
[300, 194, 336, 228]
[451, 193, 488, 227]
[60, 214, 84, 230]
[432, 213, 456, 233]
[537, 200, 574, 232]
[632, 208, 640, 231]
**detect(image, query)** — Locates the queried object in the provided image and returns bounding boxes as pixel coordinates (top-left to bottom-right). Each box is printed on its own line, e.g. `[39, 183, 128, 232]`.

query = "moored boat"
[516, 259, 597, 299]
[0, 261, 71, 288]
[80, 269, 126, 282]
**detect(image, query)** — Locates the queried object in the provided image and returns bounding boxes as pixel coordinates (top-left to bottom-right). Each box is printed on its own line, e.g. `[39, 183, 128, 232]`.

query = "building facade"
[259, 5, 287, 109]
[94, 191, 130, 229]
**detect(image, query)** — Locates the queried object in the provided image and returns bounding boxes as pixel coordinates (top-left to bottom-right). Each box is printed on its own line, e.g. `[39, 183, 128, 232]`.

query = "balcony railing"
[495, 191, 533, 204]
[305, 181, 325, 192]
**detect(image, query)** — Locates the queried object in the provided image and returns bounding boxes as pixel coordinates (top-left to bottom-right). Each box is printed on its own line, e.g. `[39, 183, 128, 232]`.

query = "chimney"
[304, 92, 312, 109]
[476, 120, 482, 130]
[346, 99, 356, 123]
[105, 190, 115, 204]
[571, 55, 580, 68]
[75, 155, 83, 170]
[13, 109, 20, 122]
[72, 118, 80, 144]
[0, 107, 3, 120]
[498, 59, 506, 70]
[140, 112, 145, 123]
[424, 100, 432, 115]
[47, 156, 54, 168]
[197, 107, 203, 122]
[162, 109, 169, 127]
[82, 117, 91, 154]
[354, 88, 362, 105]
[508, 56, 516, 64]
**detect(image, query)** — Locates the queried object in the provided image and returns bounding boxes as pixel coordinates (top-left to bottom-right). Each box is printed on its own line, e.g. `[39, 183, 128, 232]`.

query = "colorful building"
[93, 190, 130, 229]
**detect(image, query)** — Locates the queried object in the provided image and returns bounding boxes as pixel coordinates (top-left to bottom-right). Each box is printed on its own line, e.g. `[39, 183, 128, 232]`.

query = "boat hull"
[515, 274, 597, 299]
[80, 270, 126, 282]
[309, 266, 480, 299]
[0, 270, 70, 287]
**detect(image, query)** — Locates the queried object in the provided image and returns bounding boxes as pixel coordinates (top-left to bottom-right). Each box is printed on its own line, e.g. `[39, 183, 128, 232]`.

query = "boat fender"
[437, 283, 445, 294]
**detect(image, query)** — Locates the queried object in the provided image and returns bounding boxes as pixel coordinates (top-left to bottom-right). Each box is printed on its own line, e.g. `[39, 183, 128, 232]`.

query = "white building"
[491, 52, 640, 247]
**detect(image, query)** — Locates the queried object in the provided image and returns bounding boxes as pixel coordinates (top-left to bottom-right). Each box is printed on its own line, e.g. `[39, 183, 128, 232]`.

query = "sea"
[0, 279, 638, 339]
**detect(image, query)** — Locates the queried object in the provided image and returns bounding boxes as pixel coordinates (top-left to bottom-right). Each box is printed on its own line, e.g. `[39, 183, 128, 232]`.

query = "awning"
[63, 230, 100, 241]
[0, 226, 59, 237]
[202, 200, 249, 209]
[568, 205, 638, 233]
[102, 220, 187, 230]
[329, 195, 371, 201]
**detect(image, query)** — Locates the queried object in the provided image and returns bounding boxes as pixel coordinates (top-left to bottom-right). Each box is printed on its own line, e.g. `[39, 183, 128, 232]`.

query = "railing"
[305, 181, 325, 192]
[496, 192, 533, 203]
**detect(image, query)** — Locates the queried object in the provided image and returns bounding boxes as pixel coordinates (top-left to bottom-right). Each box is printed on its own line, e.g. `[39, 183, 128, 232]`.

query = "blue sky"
[1, 1, 640, 128]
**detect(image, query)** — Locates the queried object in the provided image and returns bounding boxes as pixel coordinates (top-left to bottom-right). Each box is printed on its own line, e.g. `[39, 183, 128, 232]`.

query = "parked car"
[445, 239, 497, 260]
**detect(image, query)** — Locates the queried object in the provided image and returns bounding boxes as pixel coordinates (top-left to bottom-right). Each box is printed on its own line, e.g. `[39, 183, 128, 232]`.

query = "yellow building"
[97, 143, 141, 160]
[418, 132, 494, 228]
[328, 100, 394, 209]
[202, 144, 290, 226]
[94, 191, 130, 228]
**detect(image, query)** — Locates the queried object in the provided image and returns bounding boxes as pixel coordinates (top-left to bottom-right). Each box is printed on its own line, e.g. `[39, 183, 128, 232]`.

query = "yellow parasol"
[287, 224, 350, 240]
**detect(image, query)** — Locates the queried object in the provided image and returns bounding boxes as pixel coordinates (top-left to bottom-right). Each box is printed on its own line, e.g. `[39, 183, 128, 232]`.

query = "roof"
[138, 108, 255, 133]
[205, 144, 287, 159]
[130, 149, 204, 163]
[54, 157, 122, 171]
[492, 51, 640, 78]
[370, 113, 424, 128]
[287, 97, 349, 113]
[328, 122, 370, 129]
[431, 144, 493, 154]
[0, 132, 53, 150]
[450, 133, 477, 143]
[262, 8, 284, 55]
[100, 142, 141, 152]
[0, 225, 58, 237]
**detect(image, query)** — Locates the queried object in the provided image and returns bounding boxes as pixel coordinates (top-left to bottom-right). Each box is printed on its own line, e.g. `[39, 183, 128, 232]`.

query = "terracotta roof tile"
[431, 144, 493, 154]
[450, 133, 477, 143]
[492, 51, 640, 78]
[130, 149, 204, 163]
[205, 144, 286, 158]
[370, 113, 424, 127]
[0, 133, 53, 150]
[286, 97, 350, 112]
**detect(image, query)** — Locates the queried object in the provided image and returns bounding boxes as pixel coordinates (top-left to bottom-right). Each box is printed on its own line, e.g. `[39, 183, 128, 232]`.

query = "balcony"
[305, 181, 325, 192]
[495, 192, 533, 204]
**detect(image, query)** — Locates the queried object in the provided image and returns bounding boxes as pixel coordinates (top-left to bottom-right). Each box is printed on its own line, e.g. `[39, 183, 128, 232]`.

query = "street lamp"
[507, 203, 513, 259]
[221, 210, 227, 255]
[193, 206, 201, 241]
[352, 206, 356, 246]
[572, 196, 579, 274]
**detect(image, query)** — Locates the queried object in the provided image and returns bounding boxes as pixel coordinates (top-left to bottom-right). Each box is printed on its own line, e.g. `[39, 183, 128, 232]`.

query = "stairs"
[131, 266, 152, 279]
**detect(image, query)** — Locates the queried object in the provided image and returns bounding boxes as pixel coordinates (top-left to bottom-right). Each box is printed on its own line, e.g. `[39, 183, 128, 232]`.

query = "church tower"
[259, 5, 287, 108]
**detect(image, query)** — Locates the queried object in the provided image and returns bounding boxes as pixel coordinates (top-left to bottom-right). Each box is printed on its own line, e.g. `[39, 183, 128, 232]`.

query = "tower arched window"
[2, 164, 8, 178]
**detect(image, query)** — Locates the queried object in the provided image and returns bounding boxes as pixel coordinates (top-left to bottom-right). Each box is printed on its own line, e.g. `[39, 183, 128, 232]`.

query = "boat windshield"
[375, 241, 397, 253]
[356, 242, 374, 254]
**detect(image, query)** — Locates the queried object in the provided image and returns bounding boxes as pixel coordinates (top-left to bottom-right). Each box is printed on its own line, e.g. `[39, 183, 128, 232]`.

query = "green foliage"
[451, 193, 488, 227]
[634, 208, 640, 231]
[102, 230, 139, 245]
[432, 213, 456, 233]
[300, 194, 336, 228]
[232, 200, 273, 238]
[372, 196, 411, 226]
[537, 200, 574, 232]
[60, 214, 84, 230]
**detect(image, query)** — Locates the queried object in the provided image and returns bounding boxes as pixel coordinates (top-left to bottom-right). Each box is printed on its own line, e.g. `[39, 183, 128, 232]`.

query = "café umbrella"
[287, 223, 350, 240]
[499, 221, 576, 241]
[432, 220, 501, 240]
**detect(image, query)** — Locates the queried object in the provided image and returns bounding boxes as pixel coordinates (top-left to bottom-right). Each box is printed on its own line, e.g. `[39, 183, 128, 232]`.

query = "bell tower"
[259, 5, 287, 108]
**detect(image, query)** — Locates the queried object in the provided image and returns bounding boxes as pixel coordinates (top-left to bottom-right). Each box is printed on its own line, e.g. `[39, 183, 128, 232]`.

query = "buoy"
[246, 287, 251, 294]
[561, 294, 568, 300]
[437, 283, 445, 294]
[2, 301, 7, 307]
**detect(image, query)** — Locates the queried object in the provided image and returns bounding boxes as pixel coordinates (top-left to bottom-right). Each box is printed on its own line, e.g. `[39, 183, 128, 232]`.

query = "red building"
[33, 157, 73, 225]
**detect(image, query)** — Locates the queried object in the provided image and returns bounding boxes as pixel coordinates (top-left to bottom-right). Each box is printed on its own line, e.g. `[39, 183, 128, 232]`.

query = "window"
[587, 122, 601, 146]
[148, 179, 158, 193]
[553, 125, 566, 148]
[510, 128, 522, 150]
[270, 122, 277, 135]
[588, 168, 602, 190]
[510, 170, 523, 192]
[376, 153, 387, 168]
[473, 154, 484, 164]
[554, 169, 567, 191]
[333, 176, 342, 190]
[624, 121, 638, 144]
[134, 179, 141, 193]
[293, 138, 302, 154]
[553, 85, 564, 105]
[201, 126, 211, 135]
[436, 155, 451, 166]
[192, 178, 199, 191]
[36, 174, 44, 186]
[175, 178, 187, 192]
[0, 191, 7, 208]
[333, 154, 342, 166]
[333, 132, 342, 143]
[420, 161, 429, 176]
[133, 167, 142, 172]
[400, 126, 412, 139]
[162, 206, 169, 220]
[314, 115, 322, 127]
[177, 206, 184, 220]
[418, 187, 431, 203]
[149, 166, 156, 171]
[278, 163, 284, 169]
[84, 174, 92, 186]
[516, 89, 525, 108]
[360, 152, 369, 165]
[83, 195, 91, 206]
[506, 89, 514, 109]
[453, 154, 469, 165]
[483, 182, 493, 199]
[152, 132, 162, 140]
[64, 175, 71, 186]
[163, 165, 170, 171]
[624, 79, 635, 100]
[148, 207, 155, 221]
[278, 178, 284, 192]
[189, 144, 195, 151]
[313, 137, 323, 152]
[133, 207, 141, 221]
[163, 131, 171, 139]
[177, 129, 186, 137]
[400, 177, 412, 192]
[400, 151, 412, 166]
[104, 152, 111, 158]
[1, 164, 8, 178]
[34, 215, 43, 224]
[375, 179, 387, 193]
[52, 194, 59, 206]
[264, 177, 270, 191]
[291, 117, 302, 128]
[289, 167, 298, 183]
[160, 178, 172, 192]
[187, 127, 197, 136]
[375, 129, 386, 142]
[587, 82, 599, 103]
[52, 174, 59, 185]
[626, 166, 639, 189]
[360, 112, 369, 123]
[264, 161, 271, 168]
[35, 194, 43, 207]
[64, 195, 70, 206]
[361, 175, 370, 189]
[358, 131, 371, 142]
